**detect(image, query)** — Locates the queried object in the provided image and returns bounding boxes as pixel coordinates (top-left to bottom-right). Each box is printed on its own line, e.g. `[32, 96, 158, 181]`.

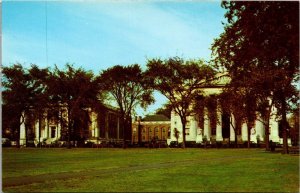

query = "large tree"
[2, 64, 33, 147]
[98, 64, 154, 148]
[212, 1, 299, 153]
[28, 65, 50, 147]
[146, 57, 215, 148]
[47, 64, 100, 148]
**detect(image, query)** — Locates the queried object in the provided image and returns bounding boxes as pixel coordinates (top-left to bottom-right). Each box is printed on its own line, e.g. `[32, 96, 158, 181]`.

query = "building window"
[143, 136, 145, 140]
[162, 128, 165, 133]
[149, 128, 152, 133]
[51, 126, 56, 138]
[143, 129, 145, 133]
[186, 120, 190, 126]
[185, 128, 190, 135]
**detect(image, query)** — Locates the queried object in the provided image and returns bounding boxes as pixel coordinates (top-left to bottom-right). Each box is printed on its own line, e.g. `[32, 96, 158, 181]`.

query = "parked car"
[169, 141, 180, 148]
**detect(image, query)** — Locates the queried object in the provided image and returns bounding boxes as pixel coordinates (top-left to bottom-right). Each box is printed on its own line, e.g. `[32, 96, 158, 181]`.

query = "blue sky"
[2, 0, 226, 116]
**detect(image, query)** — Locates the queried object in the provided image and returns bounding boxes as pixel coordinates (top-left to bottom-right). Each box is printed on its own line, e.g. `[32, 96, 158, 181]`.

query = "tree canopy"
[212, 1, 299, 153]
[98, 64, 154, 147]
[47, 64, 101, 147]
[146, 57, 215, 148]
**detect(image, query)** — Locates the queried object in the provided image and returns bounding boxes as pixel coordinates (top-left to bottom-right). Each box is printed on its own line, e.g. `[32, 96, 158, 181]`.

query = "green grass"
[2, 148, 299, 192]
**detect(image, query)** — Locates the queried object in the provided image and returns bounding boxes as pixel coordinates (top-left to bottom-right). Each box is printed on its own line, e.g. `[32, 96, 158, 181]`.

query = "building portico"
[167, 73, 288, 146]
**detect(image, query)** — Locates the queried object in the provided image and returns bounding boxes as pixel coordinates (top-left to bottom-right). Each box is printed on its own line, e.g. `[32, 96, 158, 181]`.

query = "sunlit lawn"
[2, 148, 299, 192]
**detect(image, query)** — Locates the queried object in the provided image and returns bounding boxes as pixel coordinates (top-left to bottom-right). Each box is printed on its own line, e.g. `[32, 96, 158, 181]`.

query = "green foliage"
[2, 63, 103, 146]
[212, 1, 299, 153]
[47, 64, 101, 144]
[146, 57, 216, 148]
[2, 64, 50, 144]
[98, 64, 154, 117]
[98, 64, 154, 144]
[155, 102, 173, 119]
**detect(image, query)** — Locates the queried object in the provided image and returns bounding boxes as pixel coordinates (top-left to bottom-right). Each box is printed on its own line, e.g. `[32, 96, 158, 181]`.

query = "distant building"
[132, 114, 171, 144]
[19, 105, 123, 146]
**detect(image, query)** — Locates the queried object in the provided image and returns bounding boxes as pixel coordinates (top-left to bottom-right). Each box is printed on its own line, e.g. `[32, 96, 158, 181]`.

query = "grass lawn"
[2, 148, 299, 192]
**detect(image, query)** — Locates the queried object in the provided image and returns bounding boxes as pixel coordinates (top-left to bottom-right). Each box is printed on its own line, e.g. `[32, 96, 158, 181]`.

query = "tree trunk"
[16, 127, 20, 148]
[247, 122, 251, 148]
[25, 124, 28, 147]
[281, 98, 288, 154]
[16, 112, 23, 148]
[180, 116, 186, 149]
[38, 112, 42, 148]
[182, 123, 186, 149]
[234, 131, 237, 148]
[138, 119, 141, 146]
[67, 107, 71, 149]
[264, 117, 270, 151]
[122, 115, 126, 149]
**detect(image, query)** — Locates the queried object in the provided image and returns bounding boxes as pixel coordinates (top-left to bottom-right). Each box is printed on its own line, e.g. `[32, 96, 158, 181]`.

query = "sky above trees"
[3, 1, 226, 115]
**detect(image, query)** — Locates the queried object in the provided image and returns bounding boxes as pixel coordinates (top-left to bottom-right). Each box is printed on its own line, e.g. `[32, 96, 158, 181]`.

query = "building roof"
[142, 114, 170, 122]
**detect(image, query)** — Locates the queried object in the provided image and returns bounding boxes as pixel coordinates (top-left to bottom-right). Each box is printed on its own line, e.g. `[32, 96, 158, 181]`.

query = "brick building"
[132, 114, 171, 144]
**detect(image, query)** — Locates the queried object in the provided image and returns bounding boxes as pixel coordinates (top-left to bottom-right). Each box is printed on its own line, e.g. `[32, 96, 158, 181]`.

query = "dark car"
[2, 138, 11, 147]
[169, 141, 181, 148]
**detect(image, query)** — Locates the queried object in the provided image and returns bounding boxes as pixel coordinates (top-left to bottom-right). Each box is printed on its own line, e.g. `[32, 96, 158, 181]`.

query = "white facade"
[167, 73, 290, 145]
[19, 107, 121, 146]
[167, 108, 287, 145]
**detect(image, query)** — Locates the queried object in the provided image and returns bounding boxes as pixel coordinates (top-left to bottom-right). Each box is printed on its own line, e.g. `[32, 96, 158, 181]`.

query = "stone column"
[89, 111, 95, 137]
[216, 102, 223, 142]
[47, 122, 51, 138]
[42, 115, 46, 139]
[270, 116, 280, 143]
[203, 107, 211, 141]
[255, 113, 265, 142]
[57, 111, 61, 139]
[230, 114, 235, 141]
[20, 112, 26, 146]
[35, 120, 39, 142]
[94, 112, 99, 138]
[241, 122, 248, 141]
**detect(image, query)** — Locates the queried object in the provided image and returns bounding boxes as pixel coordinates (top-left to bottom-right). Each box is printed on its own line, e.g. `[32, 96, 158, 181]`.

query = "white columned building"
[167, 72, 285, 146]
[241, 122, 248, 141]
[203, 107, 211, 140]
[216, 101, 223, 141]
[230, 114, 236, 141]
[19, 112, 26, 145]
